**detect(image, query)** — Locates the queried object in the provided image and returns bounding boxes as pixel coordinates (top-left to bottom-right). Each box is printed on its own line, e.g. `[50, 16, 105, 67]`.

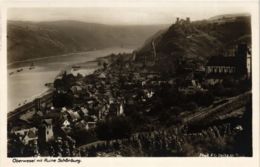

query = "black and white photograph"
[4, 1, 258, 160]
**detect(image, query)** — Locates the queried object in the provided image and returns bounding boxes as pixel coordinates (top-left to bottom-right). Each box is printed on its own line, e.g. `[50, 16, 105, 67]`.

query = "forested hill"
[136, 14, 251, 74]
[7, 20, 168, 63]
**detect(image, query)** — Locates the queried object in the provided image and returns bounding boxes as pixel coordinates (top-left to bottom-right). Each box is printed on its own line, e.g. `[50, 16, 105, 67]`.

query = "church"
[205, 43, 251, 80]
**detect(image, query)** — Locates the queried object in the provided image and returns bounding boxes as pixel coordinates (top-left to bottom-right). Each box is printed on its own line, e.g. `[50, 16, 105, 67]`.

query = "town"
[8, 17, 252, 157]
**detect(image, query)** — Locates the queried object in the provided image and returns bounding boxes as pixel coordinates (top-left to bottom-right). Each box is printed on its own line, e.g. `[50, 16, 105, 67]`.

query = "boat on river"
[72, 65, 81, 71]
[17, 68, 23, 72]
[29, 62, 35, 70]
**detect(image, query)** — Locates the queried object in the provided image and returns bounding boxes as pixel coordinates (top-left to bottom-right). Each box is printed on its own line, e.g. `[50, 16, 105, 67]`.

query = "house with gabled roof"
[13, 127, 38, 146]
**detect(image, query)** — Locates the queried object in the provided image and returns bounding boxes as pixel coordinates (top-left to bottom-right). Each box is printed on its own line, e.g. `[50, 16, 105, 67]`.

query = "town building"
[206, 56, 237, 74]
[86, 122, 96, 130]
[66, 109, 81, 122]
[13, 127, 38, 146]
[205, 43, 251, 83]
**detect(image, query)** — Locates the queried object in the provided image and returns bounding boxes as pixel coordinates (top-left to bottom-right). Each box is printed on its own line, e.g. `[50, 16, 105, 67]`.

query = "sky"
[7, 2, 253, 25]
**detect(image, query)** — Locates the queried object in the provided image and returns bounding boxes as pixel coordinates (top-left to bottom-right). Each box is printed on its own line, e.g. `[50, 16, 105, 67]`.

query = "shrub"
[183, 102, 198, 111]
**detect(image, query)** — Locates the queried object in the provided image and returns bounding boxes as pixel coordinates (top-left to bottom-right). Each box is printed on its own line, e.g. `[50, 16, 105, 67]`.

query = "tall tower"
[246, 47, 252, 78]
[236, 43, 248, 76]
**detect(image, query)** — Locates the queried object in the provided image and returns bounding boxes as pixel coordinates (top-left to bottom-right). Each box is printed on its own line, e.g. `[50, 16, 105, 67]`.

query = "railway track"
[182, 91, 251, 124]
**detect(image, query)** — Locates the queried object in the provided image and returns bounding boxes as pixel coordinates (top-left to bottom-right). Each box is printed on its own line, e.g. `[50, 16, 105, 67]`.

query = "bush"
[212, 83, 241, 97]
[71, 129, 97, 146]
[222, 78, 237, 88]
[191, 91, 214, 106]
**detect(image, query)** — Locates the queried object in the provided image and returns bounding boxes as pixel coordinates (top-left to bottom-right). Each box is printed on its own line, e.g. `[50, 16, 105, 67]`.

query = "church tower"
[235, 43, 248, 76]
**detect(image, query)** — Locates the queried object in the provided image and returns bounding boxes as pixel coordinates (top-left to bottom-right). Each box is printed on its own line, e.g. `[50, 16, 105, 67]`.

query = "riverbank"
[8, 47, 133, 111]
[8, 47, 133, 69]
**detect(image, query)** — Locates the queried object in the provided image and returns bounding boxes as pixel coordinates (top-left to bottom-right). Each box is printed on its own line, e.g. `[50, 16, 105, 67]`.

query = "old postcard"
[0, 0, 259, 167]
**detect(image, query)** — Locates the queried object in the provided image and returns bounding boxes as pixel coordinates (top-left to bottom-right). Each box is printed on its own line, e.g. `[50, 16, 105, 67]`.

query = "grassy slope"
[136, 15, 251, 72]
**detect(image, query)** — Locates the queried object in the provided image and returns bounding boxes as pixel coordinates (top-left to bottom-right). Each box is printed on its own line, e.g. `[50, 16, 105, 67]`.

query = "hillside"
[7, 20, 168, 64]
[136, 14, 251, 74]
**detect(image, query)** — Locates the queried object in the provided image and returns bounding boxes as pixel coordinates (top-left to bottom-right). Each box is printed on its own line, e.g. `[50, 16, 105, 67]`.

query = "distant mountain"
[7, 20, 168, 63]
[136, 14, 251, 73]
[208, 13, 250, 21]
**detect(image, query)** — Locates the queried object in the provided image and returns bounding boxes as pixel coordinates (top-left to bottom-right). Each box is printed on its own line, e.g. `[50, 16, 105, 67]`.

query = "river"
[8, 47, 133, 111]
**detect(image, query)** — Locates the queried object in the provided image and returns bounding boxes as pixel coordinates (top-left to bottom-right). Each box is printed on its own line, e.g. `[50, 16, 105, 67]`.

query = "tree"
[63, 74, 76, 88]
[103, 62, 108, 69]
[53, 92, 74, 108]
[111, 116, 132, 139]
[96, 116, 133, 140]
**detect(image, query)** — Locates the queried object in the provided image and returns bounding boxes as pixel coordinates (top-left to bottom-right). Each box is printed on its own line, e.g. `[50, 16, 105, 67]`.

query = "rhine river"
[8, 48, 133, 111]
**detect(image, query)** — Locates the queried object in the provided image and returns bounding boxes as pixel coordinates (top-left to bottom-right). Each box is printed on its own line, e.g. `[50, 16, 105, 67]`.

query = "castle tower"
[176, 17, 180, 24]
[186, 17, 190, 23]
